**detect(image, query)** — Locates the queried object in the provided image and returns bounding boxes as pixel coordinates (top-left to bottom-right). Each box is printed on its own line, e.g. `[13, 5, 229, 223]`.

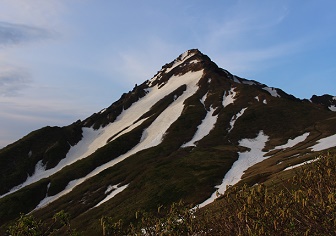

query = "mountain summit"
[1, 49, 336, 234]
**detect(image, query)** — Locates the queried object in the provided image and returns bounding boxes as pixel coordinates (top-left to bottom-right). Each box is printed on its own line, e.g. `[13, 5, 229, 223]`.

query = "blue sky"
[0, 0, 335, 147]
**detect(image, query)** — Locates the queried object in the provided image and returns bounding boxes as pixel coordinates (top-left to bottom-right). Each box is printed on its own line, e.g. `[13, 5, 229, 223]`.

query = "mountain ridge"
[0, 49, 336, 234]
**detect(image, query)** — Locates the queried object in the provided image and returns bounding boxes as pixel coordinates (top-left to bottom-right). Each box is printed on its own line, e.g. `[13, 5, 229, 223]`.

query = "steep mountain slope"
[1, 49, 336, 234]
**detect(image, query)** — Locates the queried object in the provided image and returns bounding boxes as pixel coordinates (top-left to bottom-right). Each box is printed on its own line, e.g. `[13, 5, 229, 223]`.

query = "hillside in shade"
[1, 49, 336, 234]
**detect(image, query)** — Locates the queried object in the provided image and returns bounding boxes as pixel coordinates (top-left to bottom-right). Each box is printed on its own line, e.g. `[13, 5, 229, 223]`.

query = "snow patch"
[333, 96, 336, 101]
[241, 80, 256, 85]
[189, 59, 199, 64]
[99, 108, 107, 114]
[310, 134, 336, 151]
[200, 93, 207, 106]
[94, 184, 129, 208]
[263, 87, 280, 98]
[228, 108, 247, 133]
[180, 51, 189, 61]
[233, 76, 241, 83]
[329, 105, 336, 111]
[274, 133, 310, 150]
[28, 150, 32, 157]
[223, 88, 236, 108]
[199, 131, 269, 207]
[255, 97, 267, 104]
[255, 96, 267, 104]
[182, 107, 218, 147]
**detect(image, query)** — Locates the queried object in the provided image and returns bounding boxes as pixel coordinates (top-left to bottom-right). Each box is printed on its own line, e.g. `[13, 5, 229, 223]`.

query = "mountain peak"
[178, 48, 203, 59]
[1, 49, 336, 234]
[147, 49, 210, 87]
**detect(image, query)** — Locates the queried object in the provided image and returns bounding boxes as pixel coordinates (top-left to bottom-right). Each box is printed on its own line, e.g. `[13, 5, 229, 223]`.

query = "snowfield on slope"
[199, 131, 269, 207]
[310, 134, 336, 151]
[33, 70, 204, 209]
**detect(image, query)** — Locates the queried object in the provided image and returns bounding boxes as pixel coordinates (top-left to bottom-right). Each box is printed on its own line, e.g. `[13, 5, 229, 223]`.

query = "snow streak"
[263, 87, 280, 98]
[283, 159, 319, 171]
[199, 131, 269, 207]
[94, 184, 129, 208]
[274, 133, 310, 150]
[228, 108, 247, 132]
[182, 107, 218, 147]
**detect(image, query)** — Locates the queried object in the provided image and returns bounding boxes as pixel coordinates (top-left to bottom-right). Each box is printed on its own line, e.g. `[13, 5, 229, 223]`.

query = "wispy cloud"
[0, 65, 31, 96]
[100, 38, 184, 87]
[0, 0, 66, 28]
[192, 2, 302, 76]
[0, 21, 54, 46]
[211, 38, 307, 74]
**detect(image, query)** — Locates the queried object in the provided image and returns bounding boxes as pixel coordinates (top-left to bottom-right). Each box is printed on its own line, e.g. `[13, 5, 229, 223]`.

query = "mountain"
[1, 49, 336, 234]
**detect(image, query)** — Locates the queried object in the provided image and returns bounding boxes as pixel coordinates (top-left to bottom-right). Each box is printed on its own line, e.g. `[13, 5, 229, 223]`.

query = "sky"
[0, 0, 335, 147]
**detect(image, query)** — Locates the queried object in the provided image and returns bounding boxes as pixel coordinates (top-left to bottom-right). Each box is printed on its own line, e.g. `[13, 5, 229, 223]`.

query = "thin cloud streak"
[0, 0, 66, 28]
[100, 39, 184, 87]
[0, 22, 53, 46]
[211, 38, 307, 74]
[0, 65, 31, 96]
